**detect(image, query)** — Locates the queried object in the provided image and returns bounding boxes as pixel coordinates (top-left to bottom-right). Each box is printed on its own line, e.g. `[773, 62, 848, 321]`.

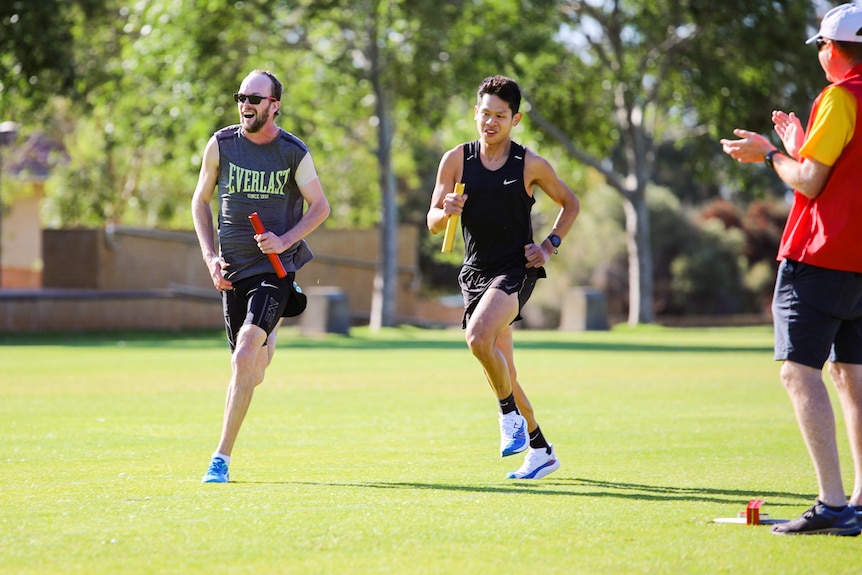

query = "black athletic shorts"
[772, 259, 862, 369]
[459, 266, 546, 328]
[223, 272, 296, 351]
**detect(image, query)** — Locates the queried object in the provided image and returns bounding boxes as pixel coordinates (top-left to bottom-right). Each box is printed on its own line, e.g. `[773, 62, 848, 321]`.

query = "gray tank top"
[215, 125, 314, 281]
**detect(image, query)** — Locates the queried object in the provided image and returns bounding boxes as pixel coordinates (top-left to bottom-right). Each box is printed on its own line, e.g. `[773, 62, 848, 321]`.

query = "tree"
[8, 0, 826, 326]
[0, 1, 107, 116]
[289, 0, 541, 328]
[42, 0, 290, 227]
[513, 0, 822, 325]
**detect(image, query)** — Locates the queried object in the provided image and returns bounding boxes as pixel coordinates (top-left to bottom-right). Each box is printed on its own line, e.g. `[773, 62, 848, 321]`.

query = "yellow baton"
[441, 183, 465, 253]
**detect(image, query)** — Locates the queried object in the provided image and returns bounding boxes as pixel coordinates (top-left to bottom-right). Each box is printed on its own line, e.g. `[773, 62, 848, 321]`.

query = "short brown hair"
[251, 70, 282, 115]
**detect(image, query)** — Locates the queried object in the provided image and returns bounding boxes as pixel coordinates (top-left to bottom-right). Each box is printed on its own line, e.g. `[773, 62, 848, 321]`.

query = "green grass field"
[2, 325, 860, 574]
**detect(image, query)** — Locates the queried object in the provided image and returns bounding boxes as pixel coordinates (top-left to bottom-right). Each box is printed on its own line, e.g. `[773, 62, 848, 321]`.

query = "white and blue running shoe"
[499, 411, 529, 457]
[507, 445, 560, 480]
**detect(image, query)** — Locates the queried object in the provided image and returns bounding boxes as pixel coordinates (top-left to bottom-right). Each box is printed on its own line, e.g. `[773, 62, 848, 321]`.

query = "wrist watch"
[764, 149, 781, 170]
[547, 234, 562, 254]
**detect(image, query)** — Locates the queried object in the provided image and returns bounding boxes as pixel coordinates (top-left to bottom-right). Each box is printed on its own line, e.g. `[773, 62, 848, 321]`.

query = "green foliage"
[671, 218, 748, 314]
[740, 199, 789, 266]
[555, 181, 626, 282]
[681, 0, 824, 136]
[0, 0, 830, 319]
[43, 117, 116, 226]
[519, 0, 823, 189]
[0, 1, 93, 114]
[648, 186, 694, 313]
[499, 0, 827, 323]
[3, 0, 568, 229]
[745, 259, 778, 312]
[562, 186, 781, 318]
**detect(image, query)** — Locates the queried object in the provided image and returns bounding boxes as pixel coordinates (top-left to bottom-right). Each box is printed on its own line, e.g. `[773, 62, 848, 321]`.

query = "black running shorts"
[222, 272, 296, 351]
[458, 266, 546, 328]
[772, 259, 862, 369]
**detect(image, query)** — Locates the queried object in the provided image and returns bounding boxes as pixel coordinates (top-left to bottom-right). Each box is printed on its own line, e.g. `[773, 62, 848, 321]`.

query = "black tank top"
[460, 140, 535, 274]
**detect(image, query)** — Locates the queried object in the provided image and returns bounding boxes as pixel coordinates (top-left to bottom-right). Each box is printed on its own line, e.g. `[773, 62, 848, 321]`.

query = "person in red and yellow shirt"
[721, 3, 862, 536]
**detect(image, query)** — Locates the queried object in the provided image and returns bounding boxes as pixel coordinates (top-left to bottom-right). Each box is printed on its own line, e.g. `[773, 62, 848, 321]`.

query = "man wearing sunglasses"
[720, 3, 862, 536]
[192, 70, 330, 483]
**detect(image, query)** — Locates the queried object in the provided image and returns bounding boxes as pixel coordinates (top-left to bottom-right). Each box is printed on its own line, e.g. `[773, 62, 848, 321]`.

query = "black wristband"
[764, 149, 781, 170]
[546, 234, 561, 255]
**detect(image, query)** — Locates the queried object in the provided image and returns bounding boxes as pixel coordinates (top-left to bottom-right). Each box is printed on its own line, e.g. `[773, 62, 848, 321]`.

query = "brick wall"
[0, 225, 446, 333]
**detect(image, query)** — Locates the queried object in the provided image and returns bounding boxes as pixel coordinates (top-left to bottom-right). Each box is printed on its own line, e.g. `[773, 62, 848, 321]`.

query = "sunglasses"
[233, 93, 278, 105]
[815, 37, 831, 51]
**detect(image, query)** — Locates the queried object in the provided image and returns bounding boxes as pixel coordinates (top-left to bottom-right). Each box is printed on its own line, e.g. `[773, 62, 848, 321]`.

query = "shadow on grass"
[245, 477, 812, 507]
[545, 478, 812, 506]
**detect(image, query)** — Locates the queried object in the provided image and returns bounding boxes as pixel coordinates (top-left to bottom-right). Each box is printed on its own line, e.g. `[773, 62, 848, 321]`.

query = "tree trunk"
[365, 2, 397, 331]
[524, 101, 656, 325]
[622, 191, 653, 325]
[369, 93, 397, 330]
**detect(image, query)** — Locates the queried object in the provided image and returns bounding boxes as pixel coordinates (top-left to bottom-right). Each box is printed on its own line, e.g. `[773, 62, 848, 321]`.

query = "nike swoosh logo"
[514, 155, 523, 160]
[502, 282, 520, 291]
[261, 281, 278, 289]
[503, 179, 518, 185]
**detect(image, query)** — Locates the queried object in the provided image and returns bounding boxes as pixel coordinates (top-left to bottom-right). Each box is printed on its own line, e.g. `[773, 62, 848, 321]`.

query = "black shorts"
[772, 259, 862, 369]
[459, 266, 546, 328]
[223, 272, 296, 351]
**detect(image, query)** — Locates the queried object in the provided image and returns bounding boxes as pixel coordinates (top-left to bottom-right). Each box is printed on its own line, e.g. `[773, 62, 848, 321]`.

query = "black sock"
[529, 426, 550, 452]
[498, 393, 518, 415]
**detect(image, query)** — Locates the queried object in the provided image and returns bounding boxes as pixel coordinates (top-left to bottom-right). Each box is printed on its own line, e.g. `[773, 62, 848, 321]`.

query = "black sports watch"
[764, 149, 781, 170]
[546, 234, 562, 254]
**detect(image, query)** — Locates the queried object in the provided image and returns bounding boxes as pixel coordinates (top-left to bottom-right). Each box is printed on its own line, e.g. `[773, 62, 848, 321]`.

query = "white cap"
[806, 3, 862, 44]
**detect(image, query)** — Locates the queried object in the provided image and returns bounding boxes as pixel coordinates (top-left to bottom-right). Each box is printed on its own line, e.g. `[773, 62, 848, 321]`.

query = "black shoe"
[772, 501, 860, 536]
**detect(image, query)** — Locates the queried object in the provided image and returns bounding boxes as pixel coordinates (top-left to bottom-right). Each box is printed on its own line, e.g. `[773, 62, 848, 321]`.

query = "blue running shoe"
[201, 457, 230, 483]
[771, 501, 860, 536]
[507, 444, 560, 480]
[499, 411, 529, 457]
